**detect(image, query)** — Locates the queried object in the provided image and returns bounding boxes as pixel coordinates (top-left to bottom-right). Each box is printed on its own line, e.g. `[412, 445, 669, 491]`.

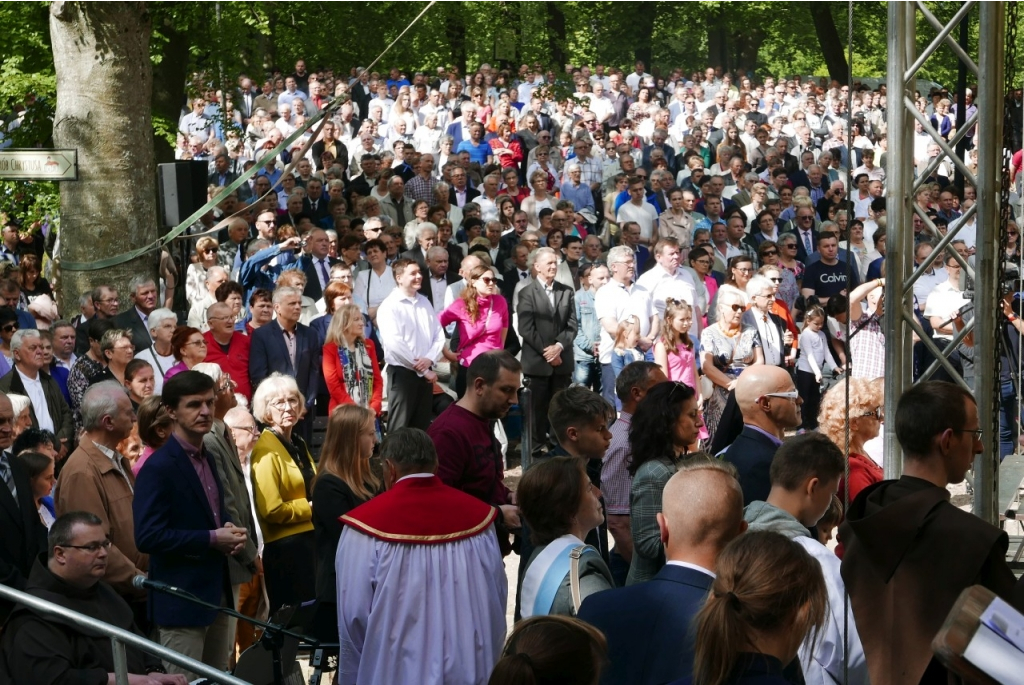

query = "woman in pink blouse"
[439, 264, 509, 397]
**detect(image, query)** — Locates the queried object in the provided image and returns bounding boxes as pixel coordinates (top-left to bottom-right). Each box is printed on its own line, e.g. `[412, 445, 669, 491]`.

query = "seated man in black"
[0, 511, 185, 684]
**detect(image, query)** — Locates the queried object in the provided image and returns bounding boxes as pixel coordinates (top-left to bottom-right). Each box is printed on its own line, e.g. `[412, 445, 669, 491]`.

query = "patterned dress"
[699, 323, 758, 441]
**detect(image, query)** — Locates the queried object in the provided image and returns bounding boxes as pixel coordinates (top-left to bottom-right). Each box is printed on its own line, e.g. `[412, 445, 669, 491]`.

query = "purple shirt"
[173, 433, 223, 536]
[602, 412, 633, 515]
[744, 424, 783, 447]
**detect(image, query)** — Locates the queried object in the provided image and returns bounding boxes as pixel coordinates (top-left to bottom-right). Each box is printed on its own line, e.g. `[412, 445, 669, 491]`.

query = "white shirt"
[354, 267, 397, 313]
[664, 560, 715, 578]
[17, 368, 54, 433]
[923, 281, 968, 341]
[752, 309, 782, 367]
[135, 347, 176, 394]
[635, 265, 701, 341]
[54, 354, 77, 372]
[594, 280, 653, 364]
[616, 201, 660, 243]
[587, 94, 614, 122]
[428, 275, 449, 315]
[375, 289, 446, 372]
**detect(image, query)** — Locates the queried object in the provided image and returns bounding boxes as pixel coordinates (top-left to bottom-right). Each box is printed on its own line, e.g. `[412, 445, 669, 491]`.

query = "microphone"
[131, 575, 185, 595]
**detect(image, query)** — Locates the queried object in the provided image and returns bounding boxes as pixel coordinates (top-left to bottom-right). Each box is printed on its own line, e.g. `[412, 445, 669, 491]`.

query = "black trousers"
[387, 365, 434, 431]
[262, 530, 316, 615]
[525, 373, 571, 453]
[796, 369, 822, 430]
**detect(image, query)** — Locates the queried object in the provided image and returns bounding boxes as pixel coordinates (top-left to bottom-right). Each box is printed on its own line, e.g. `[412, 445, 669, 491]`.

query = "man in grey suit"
[113, 275, 159, 353]
[516, 247, 577, 454]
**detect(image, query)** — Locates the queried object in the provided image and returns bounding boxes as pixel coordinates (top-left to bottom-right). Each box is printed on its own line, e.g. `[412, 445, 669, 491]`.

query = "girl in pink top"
[654, 299, 707, 441]
[439, 264, 509, 398]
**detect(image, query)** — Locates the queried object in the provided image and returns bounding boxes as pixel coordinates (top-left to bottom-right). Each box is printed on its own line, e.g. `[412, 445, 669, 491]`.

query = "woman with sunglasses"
[439, 265, 509, 397]
[688, 247, 718, 327]
[185, 236, 220, 310]
[757, 262, 800, 348]
[707, 256, 753, 325]
[776, 234, 805, 306]
[700, 289, 761, 443]
[818, 377, 885, 554]
[758, 242, 800, 310]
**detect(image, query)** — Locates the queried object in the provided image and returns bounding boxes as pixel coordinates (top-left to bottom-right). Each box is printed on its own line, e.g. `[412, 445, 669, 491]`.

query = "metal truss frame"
[885, 2, 1006, 524]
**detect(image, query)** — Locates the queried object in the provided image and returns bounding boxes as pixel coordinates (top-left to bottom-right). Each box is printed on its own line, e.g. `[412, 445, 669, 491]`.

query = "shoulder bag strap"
[569, 545, 588, 615]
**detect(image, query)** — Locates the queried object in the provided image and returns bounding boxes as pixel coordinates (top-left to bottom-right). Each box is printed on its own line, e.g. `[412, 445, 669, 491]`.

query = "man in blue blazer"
[249, 286, 321, 442]
[577, 462, 746, 685]
[133, 371, 249, 678]
[719, 365, 802, 505]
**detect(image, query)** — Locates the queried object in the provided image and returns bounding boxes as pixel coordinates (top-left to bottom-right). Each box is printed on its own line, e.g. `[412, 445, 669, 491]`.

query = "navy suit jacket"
[296, 253, 339, 301]
[719, 425, 782, 505]
[249, 319, 321, 407]
[577, 564, 714, 685]
[445, 120, 471, 149]
[132, 437, 231, 627]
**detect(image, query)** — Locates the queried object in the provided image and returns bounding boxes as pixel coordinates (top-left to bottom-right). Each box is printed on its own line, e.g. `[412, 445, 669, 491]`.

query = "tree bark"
[50, 1, 159, 315]
[445, 3, 467, 75]
[632, 1, 657, 68]
[151, 10, 191, 165]
[546, 1, 566, 69]
[808, 4, 849, 84]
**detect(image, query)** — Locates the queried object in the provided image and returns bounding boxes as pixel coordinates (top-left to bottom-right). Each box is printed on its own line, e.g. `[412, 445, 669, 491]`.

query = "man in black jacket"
[0, 392, 47, 623]
[0, 512, 182, 683]
[719, 365, 802, 504]
[0, 330, 74, 457]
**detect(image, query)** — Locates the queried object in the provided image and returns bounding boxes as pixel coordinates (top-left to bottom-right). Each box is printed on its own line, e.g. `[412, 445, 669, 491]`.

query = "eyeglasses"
[728, 303, 745, 312]
[735, 267, 753, 274]
[60, 539, 112, 554]
[762, 391, 800, 401]
[270, 397, 301, 409]
[694, 259, 713, 266]
[1, 324, 17, 333]
[861, 407, 883, 419]
[204, 248, 219, 254]
[769, 277, 783, 283]
[761, 250, 778, 257]
[478, 277, 496, 285]
[954, 427, 983, 439]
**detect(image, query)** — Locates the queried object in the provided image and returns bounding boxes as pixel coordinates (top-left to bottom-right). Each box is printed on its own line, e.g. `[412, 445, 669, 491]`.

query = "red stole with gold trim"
[341, 474, 497, 544]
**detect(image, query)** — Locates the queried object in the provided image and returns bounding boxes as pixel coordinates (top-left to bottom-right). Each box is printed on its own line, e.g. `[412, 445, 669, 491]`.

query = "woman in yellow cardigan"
[251, 372, 317, 614]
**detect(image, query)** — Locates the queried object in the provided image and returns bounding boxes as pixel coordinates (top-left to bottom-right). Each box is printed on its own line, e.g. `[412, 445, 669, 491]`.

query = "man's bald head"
[658, 460, 746, 563]
[734, 365, 802, 434]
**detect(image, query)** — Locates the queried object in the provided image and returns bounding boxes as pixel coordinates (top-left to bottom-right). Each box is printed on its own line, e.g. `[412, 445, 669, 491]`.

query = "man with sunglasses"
[718, 365, 802, 505]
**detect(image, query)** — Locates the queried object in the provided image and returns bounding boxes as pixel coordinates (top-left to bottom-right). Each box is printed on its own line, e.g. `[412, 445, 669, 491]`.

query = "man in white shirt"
[376, 259, 446, 431]
[1, 329, 73, 455]
[595, 246, 657, 406]
[636, 238, 703, 340]
[625, 60, 652, 92]
[587, 81, 615, 125]
[50, 321, 78, 375]
[616, 176, 659, 244]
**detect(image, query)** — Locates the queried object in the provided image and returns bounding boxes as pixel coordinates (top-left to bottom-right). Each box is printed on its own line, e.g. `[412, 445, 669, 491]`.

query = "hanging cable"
[842, 3, 854, 685]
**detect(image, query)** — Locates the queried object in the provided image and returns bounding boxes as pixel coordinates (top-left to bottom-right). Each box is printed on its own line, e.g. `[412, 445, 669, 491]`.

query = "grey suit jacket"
[516, 278, 577, 377]
[204, 419, 258, 585]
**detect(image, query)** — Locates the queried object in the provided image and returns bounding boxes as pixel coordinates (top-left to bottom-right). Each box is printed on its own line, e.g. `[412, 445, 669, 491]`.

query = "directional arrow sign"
[0, 149, 78, 181]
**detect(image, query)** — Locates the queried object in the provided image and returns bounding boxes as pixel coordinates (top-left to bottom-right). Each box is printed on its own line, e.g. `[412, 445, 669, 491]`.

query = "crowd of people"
[0, 57, 1021, 684]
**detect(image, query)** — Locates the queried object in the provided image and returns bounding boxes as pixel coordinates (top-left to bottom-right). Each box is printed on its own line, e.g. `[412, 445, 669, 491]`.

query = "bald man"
[718, 365, 803, 504]
[577, 460, 746, 685]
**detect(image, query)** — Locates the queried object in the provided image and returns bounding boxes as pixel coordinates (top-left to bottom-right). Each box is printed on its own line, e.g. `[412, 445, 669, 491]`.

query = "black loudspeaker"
[157, 161, 208, 231]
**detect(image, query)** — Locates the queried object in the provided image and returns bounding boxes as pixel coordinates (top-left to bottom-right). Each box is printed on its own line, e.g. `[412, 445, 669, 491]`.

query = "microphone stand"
[143, 582, 318, 685]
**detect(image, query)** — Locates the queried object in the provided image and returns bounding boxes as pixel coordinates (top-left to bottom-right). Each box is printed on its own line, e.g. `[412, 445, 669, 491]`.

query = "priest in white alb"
[335, 427, 508, 685]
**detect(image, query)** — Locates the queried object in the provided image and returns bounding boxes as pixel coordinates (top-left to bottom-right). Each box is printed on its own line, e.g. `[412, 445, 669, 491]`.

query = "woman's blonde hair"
[325, 304, 365, 347]
[613, 316, 639, 349]
[314, 404, 379, 501]
[252, 373, 305, 424]
[693, 531, 828, 685]
[818, 377, 883, 451]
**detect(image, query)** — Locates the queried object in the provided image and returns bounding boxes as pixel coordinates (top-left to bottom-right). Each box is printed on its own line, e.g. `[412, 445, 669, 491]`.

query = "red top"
[341, 475, 497, 544]
[835, 452, 885, 558]
[489, 137, 523, 168]
[202, 330, 252, 400]
[322, 339, 383, 416]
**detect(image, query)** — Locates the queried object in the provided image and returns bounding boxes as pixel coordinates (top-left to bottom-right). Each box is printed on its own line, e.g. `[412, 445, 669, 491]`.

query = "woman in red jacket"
[818, 377, 884, 557]
[323, 303, 382, 416]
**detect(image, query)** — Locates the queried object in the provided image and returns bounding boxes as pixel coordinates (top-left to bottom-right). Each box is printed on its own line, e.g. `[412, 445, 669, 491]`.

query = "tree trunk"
[632, 1, 657, 68]
[151, 13, 191, 165]
[445, 3, 467, 75]
[50, 1, 159, 316]
[546, 1, 566, 69]
[809, 4, 849, 84]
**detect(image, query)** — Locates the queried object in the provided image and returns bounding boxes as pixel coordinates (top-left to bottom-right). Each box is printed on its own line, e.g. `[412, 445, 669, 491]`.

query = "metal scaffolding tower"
[884, 2, 1006, 524]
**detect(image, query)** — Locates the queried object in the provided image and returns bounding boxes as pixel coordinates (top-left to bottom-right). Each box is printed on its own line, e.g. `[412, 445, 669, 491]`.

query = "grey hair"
[10, 328, 41, 353]
[8, 393, 30, 418]
[417, 222, 438, 238]
[205, 266, 227, 283]
[746, 274, 775, 300]
[80, 381, 129, 431]
[78, 292, 94, 307]
[247, 239, 271, 256]
[251, 372, 304, 424]
[272, 286, 302, 305]
[128, 274, 156, 296]
[191, 362, 225, 385]
[607, 245, 633, 265]
[426, 246, 448, 261]
[380, 427, 437, 473]
[526, 246, 557, 270]
[146, 308, 177, 333]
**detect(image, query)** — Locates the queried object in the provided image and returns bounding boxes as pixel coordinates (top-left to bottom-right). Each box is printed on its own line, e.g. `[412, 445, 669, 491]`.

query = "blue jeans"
[999, 379, 1020, 461]
[573, 358, 602, 393]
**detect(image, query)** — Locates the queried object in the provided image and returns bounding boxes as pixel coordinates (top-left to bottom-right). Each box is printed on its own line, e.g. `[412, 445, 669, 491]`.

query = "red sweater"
[202, 330, 252, 400]
[322, 339, 383, 416]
